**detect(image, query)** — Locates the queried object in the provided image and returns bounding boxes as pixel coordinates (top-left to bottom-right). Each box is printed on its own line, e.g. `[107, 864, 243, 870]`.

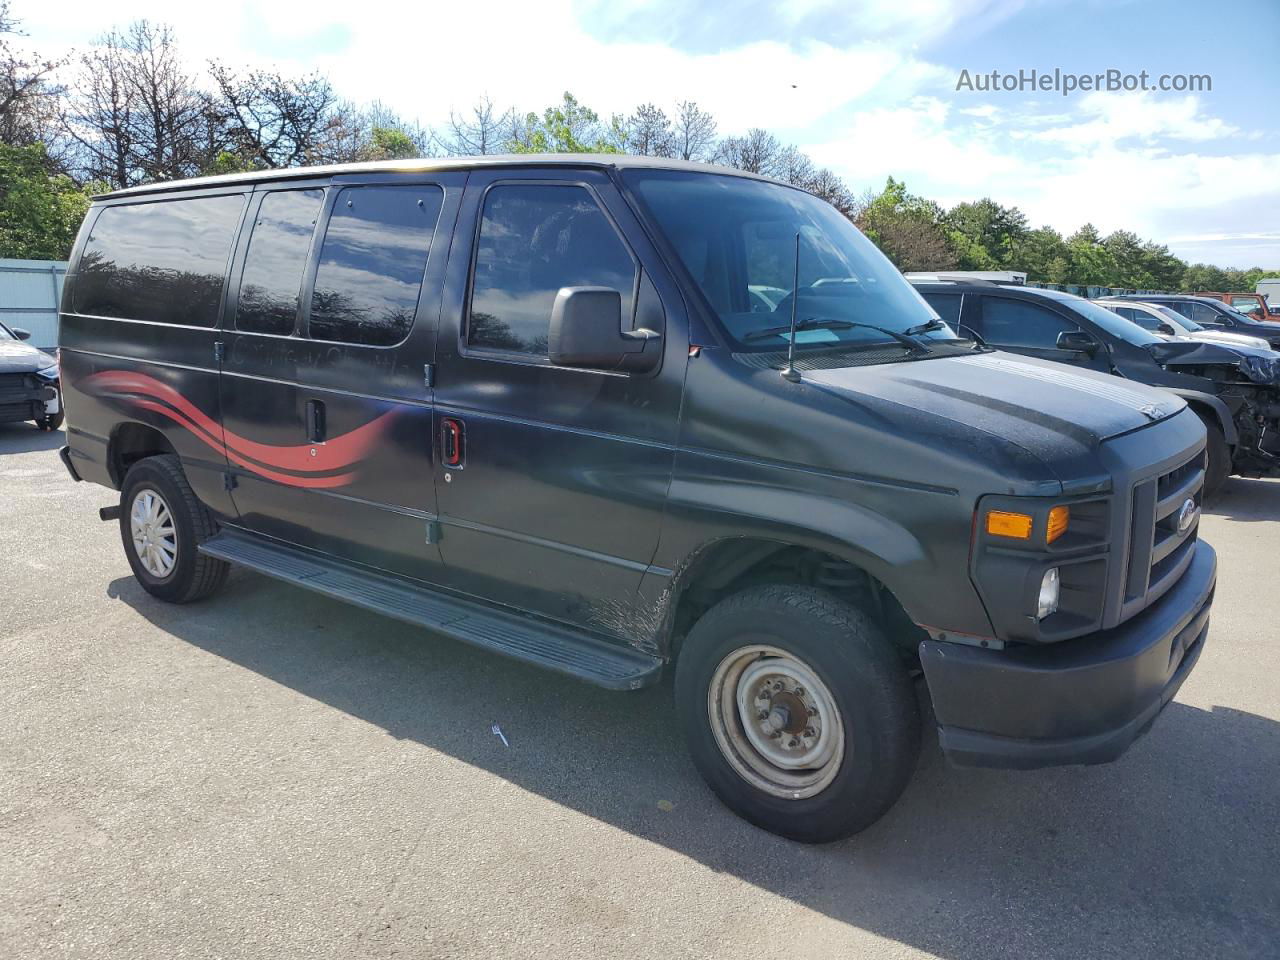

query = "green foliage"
[363, 126, 419, 161]
[508, 92, 622, 154]
[944, 198, 1028, 269]
[855, 178, 955, 271]
[0, 142, 92, 260]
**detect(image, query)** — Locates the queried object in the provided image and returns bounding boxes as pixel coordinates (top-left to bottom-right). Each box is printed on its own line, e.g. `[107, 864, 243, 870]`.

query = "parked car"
[1192, 291, 1275, 321]
[59, 156, 1217, 842]
[916, 281, 1280, 494]
[0, 320, 62, 431]
[1095, 298, 1271, 350]
[1114, 294, 1280, 348]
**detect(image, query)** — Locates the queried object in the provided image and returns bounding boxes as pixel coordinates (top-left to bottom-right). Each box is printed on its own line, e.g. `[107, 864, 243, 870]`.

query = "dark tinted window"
[1185, 302, 1223, 324]
[75, 195, 245, 326]
[980, 297, 1079, 349]
[924, 293, 962, 326]
[468, 184, 636, 356]
[236, 189, 323, 335]
[308, 185, 443, 346]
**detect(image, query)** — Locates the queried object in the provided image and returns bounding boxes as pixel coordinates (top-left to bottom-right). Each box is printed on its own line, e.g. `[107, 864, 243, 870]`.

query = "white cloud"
[1030, 92, 1240, 148]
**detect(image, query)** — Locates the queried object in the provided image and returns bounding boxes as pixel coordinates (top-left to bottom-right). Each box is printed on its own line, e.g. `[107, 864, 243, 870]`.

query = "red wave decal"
[82, 370, 393, 489]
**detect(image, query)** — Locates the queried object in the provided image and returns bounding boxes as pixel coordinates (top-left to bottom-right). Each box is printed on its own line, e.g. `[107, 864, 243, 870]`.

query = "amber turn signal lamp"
[1046, 506, 1070, 544]
[986, 510, 1033, 540]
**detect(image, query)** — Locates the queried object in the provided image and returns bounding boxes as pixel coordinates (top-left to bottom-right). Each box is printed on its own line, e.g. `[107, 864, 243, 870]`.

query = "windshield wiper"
[744, 316, 924, 352]
[903, 318, 946, 337]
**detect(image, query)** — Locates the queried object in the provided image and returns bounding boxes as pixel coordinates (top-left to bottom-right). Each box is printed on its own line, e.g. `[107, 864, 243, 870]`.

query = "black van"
[59, 157, 1216, 842]
[914, 281, 1280, 496]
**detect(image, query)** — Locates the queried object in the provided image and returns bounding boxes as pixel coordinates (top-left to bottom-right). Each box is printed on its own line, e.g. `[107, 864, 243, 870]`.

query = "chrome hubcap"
[708, 644, 845, 800]
[130, 488, 177, 579]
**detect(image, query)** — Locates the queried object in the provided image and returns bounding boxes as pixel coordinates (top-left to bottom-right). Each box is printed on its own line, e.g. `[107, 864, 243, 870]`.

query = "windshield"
[1154, 305, 1200, 331]
[1069, 297, 1163, 346]
[623, 170, 951, 352]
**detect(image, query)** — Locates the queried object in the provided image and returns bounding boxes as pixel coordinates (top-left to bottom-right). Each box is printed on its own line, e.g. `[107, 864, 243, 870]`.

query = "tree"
[437, 95, 511, 155]
[508, 92, 620, 154]
[944, 198, 1028, 269]
[621, 103, 674, 157]
[671, 100, 717, 161]
[208, 62, 340, 168]
[1065, 224, 1118, 285]
[0, 142, 93, 259]
[855, 178, 956, 272]
[1012, 227, 1070, 283]
[715, 128, 783, 175]
[0, 2, 65, 161]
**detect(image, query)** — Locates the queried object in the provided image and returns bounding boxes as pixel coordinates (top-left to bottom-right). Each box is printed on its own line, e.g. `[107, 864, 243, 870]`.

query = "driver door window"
[467, 183, 637, 358]
[980, 297, 1080, 349]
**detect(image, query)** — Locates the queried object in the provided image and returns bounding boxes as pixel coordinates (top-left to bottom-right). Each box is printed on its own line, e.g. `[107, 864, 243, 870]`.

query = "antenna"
[780, 231, 802, 383]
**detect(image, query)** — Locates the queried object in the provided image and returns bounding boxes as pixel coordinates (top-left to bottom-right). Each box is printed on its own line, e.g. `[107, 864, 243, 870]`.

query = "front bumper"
[920, 540, 1216, 769]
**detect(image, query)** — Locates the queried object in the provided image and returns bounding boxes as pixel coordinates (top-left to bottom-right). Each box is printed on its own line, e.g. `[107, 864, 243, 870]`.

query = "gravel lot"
[2, 421, 1278, 960]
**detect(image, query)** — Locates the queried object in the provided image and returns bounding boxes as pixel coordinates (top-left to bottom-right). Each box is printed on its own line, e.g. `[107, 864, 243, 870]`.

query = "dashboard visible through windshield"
[623, 170, 961, 356]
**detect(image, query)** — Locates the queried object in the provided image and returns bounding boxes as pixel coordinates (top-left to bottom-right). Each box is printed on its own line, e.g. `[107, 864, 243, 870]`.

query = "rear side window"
[980, 297, 1080, 349]
[236, 189, 323, 335]
[467, 183, 637, 357]
[308, 185, 443, 346]
[75, 195, 245, 326]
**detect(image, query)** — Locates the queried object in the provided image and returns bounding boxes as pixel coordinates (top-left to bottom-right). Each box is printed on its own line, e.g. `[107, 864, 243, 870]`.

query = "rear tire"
[1194, 410, 1230, 498]
[119, 455, 228, 603]
[675, 584, 920, 843]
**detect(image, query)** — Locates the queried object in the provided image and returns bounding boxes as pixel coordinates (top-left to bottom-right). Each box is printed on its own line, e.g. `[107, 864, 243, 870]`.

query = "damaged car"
[0, 321, 62, 432]
[915, 281, 1280, 495]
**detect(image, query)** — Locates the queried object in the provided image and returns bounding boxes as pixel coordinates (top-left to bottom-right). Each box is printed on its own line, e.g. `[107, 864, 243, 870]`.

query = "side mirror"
[1158, 323, 1177, 336]
[1056, 330, 1098, 354]
[11, 327, 31, 341]
[548, 287, 662, 372]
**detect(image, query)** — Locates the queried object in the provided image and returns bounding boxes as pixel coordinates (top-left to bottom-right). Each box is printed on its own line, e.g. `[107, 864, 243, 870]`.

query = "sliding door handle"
[306, 399, 326, 444]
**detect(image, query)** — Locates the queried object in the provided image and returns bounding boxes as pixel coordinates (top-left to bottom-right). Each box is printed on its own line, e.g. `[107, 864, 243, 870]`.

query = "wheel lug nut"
[788, 738, 799, 748]
[804, 727, 815, 737]
[757, 710, 769, 721]
[807, 706, 817, 716]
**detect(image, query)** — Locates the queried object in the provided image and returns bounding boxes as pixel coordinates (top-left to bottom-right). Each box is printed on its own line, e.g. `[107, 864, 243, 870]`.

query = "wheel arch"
[107, 421, 179, 488]
[661, 536, 927, 663]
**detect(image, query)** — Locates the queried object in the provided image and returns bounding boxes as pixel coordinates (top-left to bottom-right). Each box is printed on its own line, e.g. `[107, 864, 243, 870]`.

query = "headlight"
[1037, 567, 1060, 620]
[36, 364, 59, 380]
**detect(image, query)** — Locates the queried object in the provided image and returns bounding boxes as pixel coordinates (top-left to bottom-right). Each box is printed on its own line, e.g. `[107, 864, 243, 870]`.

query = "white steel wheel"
[130, 487, 178, 579]
[707, 643, 846, 800]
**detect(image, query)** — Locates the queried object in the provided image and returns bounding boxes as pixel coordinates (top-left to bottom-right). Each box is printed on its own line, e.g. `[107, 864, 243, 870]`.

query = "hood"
[1147, 339, 1280, 386]
[1189, 330, 1270, 350]
[0, 340, 55, 374]
[804, 351, 1182, 451]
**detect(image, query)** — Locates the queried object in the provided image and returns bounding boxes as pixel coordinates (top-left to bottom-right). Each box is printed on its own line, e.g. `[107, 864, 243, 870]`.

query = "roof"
[97, 153, 788, 200]
[912, 279, 1083, 301]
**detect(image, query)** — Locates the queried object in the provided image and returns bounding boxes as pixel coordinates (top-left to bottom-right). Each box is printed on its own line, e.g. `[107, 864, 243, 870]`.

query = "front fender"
[1165, 389, 1238, 445]
[644, 448, 997, 647]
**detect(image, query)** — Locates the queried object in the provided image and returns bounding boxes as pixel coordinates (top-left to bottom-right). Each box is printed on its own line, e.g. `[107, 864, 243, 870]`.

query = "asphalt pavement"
[2, 420, 1277, 959]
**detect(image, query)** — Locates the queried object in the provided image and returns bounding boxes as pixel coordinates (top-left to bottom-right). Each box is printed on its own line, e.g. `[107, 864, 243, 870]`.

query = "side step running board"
[199, 528, 663, 690]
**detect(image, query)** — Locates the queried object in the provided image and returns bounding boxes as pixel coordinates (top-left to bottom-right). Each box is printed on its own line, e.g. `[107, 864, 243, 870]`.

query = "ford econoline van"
[58, 156, 1216, 842]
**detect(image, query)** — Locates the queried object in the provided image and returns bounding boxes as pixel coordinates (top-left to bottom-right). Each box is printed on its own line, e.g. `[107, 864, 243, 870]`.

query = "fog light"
[1037, 567, 1060, 620]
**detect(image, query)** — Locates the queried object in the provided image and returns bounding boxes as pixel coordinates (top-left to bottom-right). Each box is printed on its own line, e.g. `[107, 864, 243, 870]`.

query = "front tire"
[675, 585, 920, 843]
[1194, 410, 1230, 498]
[119, 455, 228, 603]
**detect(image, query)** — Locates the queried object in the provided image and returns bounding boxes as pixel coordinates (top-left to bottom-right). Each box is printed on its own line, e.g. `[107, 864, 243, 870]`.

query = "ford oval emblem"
[1177, 498, 1198, 534]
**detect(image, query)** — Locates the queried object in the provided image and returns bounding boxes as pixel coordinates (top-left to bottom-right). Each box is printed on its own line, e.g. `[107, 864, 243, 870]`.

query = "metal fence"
[0, 258, 67, 350]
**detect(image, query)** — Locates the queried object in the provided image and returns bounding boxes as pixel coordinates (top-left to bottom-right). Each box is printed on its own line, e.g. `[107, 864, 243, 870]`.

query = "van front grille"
[1123, 449, 1204, 611]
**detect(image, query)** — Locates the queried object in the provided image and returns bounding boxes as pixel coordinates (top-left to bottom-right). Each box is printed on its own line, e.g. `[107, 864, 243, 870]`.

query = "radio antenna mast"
[780, 232, 802, 383]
